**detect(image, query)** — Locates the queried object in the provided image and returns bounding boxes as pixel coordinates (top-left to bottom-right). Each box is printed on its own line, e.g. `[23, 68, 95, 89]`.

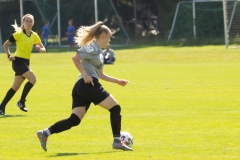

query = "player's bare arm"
[35, 42, 46, 53]
[3, 40, 14, 61]
[72, 53, 94, 86]
[99, 69, 129, 86]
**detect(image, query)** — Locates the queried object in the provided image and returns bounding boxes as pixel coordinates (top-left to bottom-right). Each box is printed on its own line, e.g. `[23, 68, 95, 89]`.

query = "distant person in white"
[103, 44, 116, 64]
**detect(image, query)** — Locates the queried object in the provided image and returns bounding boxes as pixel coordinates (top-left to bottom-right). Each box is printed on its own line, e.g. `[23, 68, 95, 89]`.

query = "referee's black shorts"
[72, 77, 110, 110]
[12, 57, 30, 76]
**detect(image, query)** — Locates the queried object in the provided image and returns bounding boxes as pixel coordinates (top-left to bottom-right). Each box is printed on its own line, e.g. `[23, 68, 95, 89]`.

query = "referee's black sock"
[0, 88, 16, 108]
[20, 81, 34, 102]
[109, 105, 122, 137]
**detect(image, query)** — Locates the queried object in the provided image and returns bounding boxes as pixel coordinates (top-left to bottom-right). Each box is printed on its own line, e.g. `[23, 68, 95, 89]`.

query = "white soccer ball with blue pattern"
[120, 131, 133, 147]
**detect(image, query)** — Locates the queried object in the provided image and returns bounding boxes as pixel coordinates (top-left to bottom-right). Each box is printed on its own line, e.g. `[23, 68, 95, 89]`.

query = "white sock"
[114, 137, 121, 141]
[44, 128, 51, 136]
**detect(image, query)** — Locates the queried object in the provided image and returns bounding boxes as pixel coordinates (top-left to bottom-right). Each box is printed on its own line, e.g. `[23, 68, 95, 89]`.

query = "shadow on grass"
[0, 114, 26, 118]
[48, 151, 115, 157]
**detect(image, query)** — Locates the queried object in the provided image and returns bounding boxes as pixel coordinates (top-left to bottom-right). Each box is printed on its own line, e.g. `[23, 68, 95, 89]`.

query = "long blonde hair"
[74, 21, 111, 47]
[11, 14, 34, 32]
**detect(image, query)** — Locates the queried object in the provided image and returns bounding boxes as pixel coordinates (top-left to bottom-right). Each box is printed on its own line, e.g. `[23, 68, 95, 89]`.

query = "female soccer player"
[37, 21, 132, 151]
[0, 14, 46, 115]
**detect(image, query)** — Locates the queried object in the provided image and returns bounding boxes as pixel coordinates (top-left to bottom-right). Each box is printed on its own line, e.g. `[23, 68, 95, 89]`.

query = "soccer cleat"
[112, 139, 133, 151]
[0, 109, 5, 115]
[16, 100, 28, 112]
[0, 105, 5, 115]
[37, 130, 48, 151]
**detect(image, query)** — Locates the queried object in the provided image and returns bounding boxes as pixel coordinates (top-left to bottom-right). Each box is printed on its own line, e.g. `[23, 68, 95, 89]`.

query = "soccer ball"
[120, 131, 133, 147]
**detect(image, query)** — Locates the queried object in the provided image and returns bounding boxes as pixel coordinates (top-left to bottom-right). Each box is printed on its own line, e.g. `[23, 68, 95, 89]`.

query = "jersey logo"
[85, 46, 94, 53]
[100, 53, 104, 60]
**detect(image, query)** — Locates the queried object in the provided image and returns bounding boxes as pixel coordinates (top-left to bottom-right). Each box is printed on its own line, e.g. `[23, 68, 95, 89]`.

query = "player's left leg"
[98, 95, 133, 151]
[17, 70, 36, 112]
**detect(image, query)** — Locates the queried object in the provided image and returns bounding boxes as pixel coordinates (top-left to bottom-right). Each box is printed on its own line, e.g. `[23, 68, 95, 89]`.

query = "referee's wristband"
[7, 55, 11, 58]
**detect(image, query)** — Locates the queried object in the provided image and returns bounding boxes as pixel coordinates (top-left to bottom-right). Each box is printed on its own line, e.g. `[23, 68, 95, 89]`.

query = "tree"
[0, 0, 182, 42]
[154, 0, 182, 37]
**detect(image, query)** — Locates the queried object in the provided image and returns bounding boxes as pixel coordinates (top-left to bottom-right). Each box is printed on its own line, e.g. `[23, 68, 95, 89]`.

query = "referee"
[0, 14, 46, 115]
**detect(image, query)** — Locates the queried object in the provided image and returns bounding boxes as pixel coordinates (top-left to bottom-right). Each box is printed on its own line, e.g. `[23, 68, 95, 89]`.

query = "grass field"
[0, 45, 240, 160]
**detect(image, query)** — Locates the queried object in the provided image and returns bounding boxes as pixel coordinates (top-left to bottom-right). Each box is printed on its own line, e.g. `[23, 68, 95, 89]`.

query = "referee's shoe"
[0, 104, 5, 115]
[17, 100, 28, 112]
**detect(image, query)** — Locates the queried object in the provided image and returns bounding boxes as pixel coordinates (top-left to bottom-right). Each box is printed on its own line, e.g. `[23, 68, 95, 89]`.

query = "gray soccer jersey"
[77, 43, 104, 79]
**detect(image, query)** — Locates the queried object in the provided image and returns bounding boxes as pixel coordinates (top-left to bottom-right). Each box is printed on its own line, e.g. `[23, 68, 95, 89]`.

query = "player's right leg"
[36, 107, 85, 151]
[0, 76, 24, 115]
[37, 82, 90, 151]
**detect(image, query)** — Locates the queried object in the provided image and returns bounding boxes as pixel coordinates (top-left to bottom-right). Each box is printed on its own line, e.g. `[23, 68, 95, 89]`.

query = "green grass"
[0, 45, 240, 160]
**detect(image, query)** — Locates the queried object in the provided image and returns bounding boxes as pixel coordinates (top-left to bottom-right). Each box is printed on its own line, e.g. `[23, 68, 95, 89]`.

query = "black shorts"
[72, 77, 110, 110]
[12, 57, 30, 76]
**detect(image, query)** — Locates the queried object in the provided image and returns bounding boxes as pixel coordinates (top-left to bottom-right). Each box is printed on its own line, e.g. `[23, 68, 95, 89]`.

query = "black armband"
[8, 35, 16, 43]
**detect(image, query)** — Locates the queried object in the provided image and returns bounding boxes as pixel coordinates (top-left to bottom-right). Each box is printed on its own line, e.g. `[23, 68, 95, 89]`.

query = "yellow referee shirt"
[13, 30, 41, 60]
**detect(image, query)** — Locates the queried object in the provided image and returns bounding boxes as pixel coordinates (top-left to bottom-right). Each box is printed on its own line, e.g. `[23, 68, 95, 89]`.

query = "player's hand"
[8, 56, 15, 61]
[83, 74, 94, 86]
[39, 48, 46, 53]
[118, 79, 129, 86]
[35, 45, 41, 51]
[35, 45, 46, 53]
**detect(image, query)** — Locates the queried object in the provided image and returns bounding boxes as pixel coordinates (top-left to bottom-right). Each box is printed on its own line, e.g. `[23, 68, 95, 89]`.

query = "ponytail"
[11, 20, 22, 32]
[74, 21, 110, 47]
